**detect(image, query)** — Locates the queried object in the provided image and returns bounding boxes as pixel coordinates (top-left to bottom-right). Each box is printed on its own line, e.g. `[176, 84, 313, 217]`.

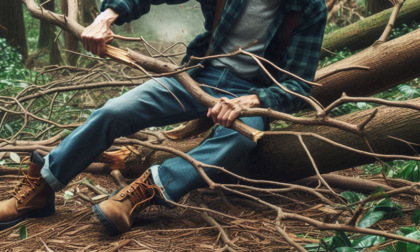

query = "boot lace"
[126, 179, 160, 215]
[10, 157, 41, 204]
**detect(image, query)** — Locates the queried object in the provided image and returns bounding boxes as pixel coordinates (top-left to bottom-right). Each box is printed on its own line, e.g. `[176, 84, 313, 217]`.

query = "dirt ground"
[0, 168, 417, 251]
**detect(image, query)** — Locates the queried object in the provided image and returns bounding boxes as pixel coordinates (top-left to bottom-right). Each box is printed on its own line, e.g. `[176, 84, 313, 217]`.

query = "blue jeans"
[41, 67, 265, 202]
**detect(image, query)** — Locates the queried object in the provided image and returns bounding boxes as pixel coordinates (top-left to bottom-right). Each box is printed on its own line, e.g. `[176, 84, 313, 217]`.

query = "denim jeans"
[41, 66, 265, 202]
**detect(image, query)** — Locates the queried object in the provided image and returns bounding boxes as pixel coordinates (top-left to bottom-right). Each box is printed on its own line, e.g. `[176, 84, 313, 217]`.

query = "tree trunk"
[241, 99, 420, 182]
[314, 27, 420, 107]
[321, 0, 420, 57]
[0, 0, 27, 61]
[61, 0, 79, 65]
[38, 0, 62, 65]
[366, 0, 393, 16]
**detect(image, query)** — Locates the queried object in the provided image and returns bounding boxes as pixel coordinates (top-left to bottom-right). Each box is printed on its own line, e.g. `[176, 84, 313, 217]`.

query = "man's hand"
[207, 95, 261, 128]
[81, 8, 119, 58]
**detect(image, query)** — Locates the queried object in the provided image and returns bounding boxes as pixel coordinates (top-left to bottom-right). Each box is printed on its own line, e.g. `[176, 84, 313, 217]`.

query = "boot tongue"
[28, 151, 45, 177]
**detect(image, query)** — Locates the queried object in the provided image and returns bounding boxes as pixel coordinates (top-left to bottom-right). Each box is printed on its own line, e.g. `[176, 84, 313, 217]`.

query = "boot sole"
[92, 204, 122, 236]
[0, 204, 55, 230]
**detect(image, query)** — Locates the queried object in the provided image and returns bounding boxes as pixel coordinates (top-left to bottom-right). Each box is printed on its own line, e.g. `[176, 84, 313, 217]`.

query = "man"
[0, 0, 326, 234]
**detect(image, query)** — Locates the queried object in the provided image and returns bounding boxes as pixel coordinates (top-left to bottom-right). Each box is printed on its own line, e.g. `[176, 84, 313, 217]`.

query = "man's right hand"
[81, 8, 119, 58]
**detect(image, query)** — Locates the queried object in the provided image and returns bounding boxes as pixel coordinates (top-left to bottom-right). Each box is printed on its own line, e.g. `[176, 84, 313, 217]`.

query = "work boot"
[92, 169, 165, 235]
[0, 152, 55, 230]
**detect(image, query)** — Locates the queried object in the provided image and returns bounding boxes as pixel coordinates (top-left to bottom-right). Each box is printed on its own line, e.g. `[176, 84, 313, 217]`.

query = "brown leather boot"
[0, 152, 55, 230]
[92, 169, 165, 235]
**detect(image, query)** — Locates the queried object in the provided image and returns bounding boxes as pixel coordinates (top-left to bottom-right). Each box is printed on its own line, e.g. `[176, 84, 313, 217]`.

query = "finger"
[216, 106, 230, 125]
[207, 108, 212, 118]
[211, 102, 222, 124]
[222, 109, 232, 127]
[81, 34, 89, 52]
[226, 109, 241, 128]
[89, 37, 97, 55]
[97, 38, 105, 58]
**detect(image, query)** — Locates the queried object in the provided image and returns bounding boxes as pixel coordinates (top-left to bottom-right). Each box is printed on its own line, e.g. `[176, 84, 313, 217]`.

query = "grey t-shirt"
[210, 0, 283, 80]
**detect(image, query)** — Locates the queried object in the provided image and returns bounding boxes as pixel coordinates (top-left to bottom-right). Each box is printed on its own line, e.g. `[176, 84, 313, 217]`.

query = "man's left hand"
[207, 95, 261, 128]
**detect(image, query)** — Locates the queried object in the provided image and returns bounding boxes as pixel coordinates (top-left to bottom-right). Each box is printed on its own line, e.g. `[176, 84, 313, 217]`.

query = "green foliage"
[305, 192, 410, 251]
[363, 161, 420, 183]
[0, 38, 32, 89]
[19, 226, 27, 240]
[389, 21, 420, 41]
[341, 190, 402, 228]
[358, 199, 402, 228]
[305, 232, 385, 252]
[324, 22, 341, 34]
[412, 210, 420, 226]
[341, 191, 366, 204]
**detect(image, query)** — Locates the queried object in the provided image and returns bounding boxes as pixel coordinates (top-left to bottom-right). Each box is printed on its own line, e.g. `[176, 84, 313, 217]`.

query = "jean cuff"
[40, 155, 66, 192]
[150, 164, 175, 202]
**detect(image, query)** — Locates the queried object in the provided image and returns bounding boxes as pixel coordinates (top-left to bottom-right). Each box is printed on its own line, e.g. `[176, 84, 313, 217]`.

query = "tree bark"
[61, 0, 79, 65]
[321, 0, 420, 57]
[38, 0, 62, 65]
[241, 98, 420, 182]
[0, 0, 27, 61]
[314, 27, 420, 107]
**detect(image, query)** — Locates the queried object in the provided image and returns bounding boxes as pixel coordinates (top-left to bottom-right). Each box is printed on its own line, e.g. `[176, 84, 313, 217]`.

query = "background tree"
[366, 0, 393, 15]
[38, 0, 62, 65]
[0, 0, 27, 61]
[81, 0, 98, 25]
[61, 0, 79, 65]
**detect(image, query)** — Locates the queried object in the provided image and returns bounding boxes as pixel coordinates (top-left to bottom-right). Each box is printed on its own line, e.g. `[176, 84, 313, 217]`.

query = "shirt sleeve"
[100, 0, 190, 25]
[249, 6, 327, 113]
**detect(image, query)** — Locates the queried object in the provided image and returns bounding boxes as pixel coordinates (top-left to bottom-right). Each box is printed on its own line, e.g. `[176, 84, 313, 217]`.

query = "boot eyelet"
[120, 193, 125, 197]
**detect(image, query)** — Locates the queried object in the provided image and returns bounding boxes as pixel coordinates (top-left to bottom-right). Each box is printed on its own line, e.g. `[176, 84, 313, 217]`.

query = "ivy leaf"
[358, 210, 386, 228]
[19, 225, 27, 240]
[412, 209, 420, 225]
[9, 152, 21, 163]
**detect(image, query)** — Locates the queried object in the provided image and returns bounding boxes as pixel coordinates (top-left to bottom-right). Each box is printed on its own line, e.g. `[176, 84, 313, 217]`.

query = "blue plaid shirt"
[101, 0, 327, 113]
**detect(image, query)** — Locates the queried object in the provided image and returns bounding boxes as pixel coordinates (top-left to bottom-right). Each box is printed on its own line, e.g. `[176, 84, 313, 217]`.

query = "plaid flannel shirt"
[101, 0, 327, 113]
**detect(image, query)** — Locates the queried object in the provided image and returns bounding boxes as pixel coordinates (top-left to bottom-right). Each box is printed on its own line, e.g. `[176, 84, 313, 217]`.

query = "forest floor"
[0, 168, 417, 251]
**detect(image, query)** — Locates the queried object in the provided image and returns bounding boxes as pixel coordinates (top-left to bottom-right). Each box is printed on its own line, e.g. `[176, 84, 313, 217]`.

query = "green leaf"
[412, 209, 420, 225]
[304, 243, 324, 252]
[397, 226, 419, 236]
[406, 231, 420, 252]
[358, 210, 386, 228]
[395, 230, 420, 252]
[4, 124, 13, 134]
[335, 247, 356, 252]
[341, 191, 366, 204]
[375, 199, 403, 217]
[333, 231, 352, 248]
[399, 161, 419, 182]
[19, 226, 27, 240]
[351, 235, 385, 249]
[9, 152, 21, 163]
